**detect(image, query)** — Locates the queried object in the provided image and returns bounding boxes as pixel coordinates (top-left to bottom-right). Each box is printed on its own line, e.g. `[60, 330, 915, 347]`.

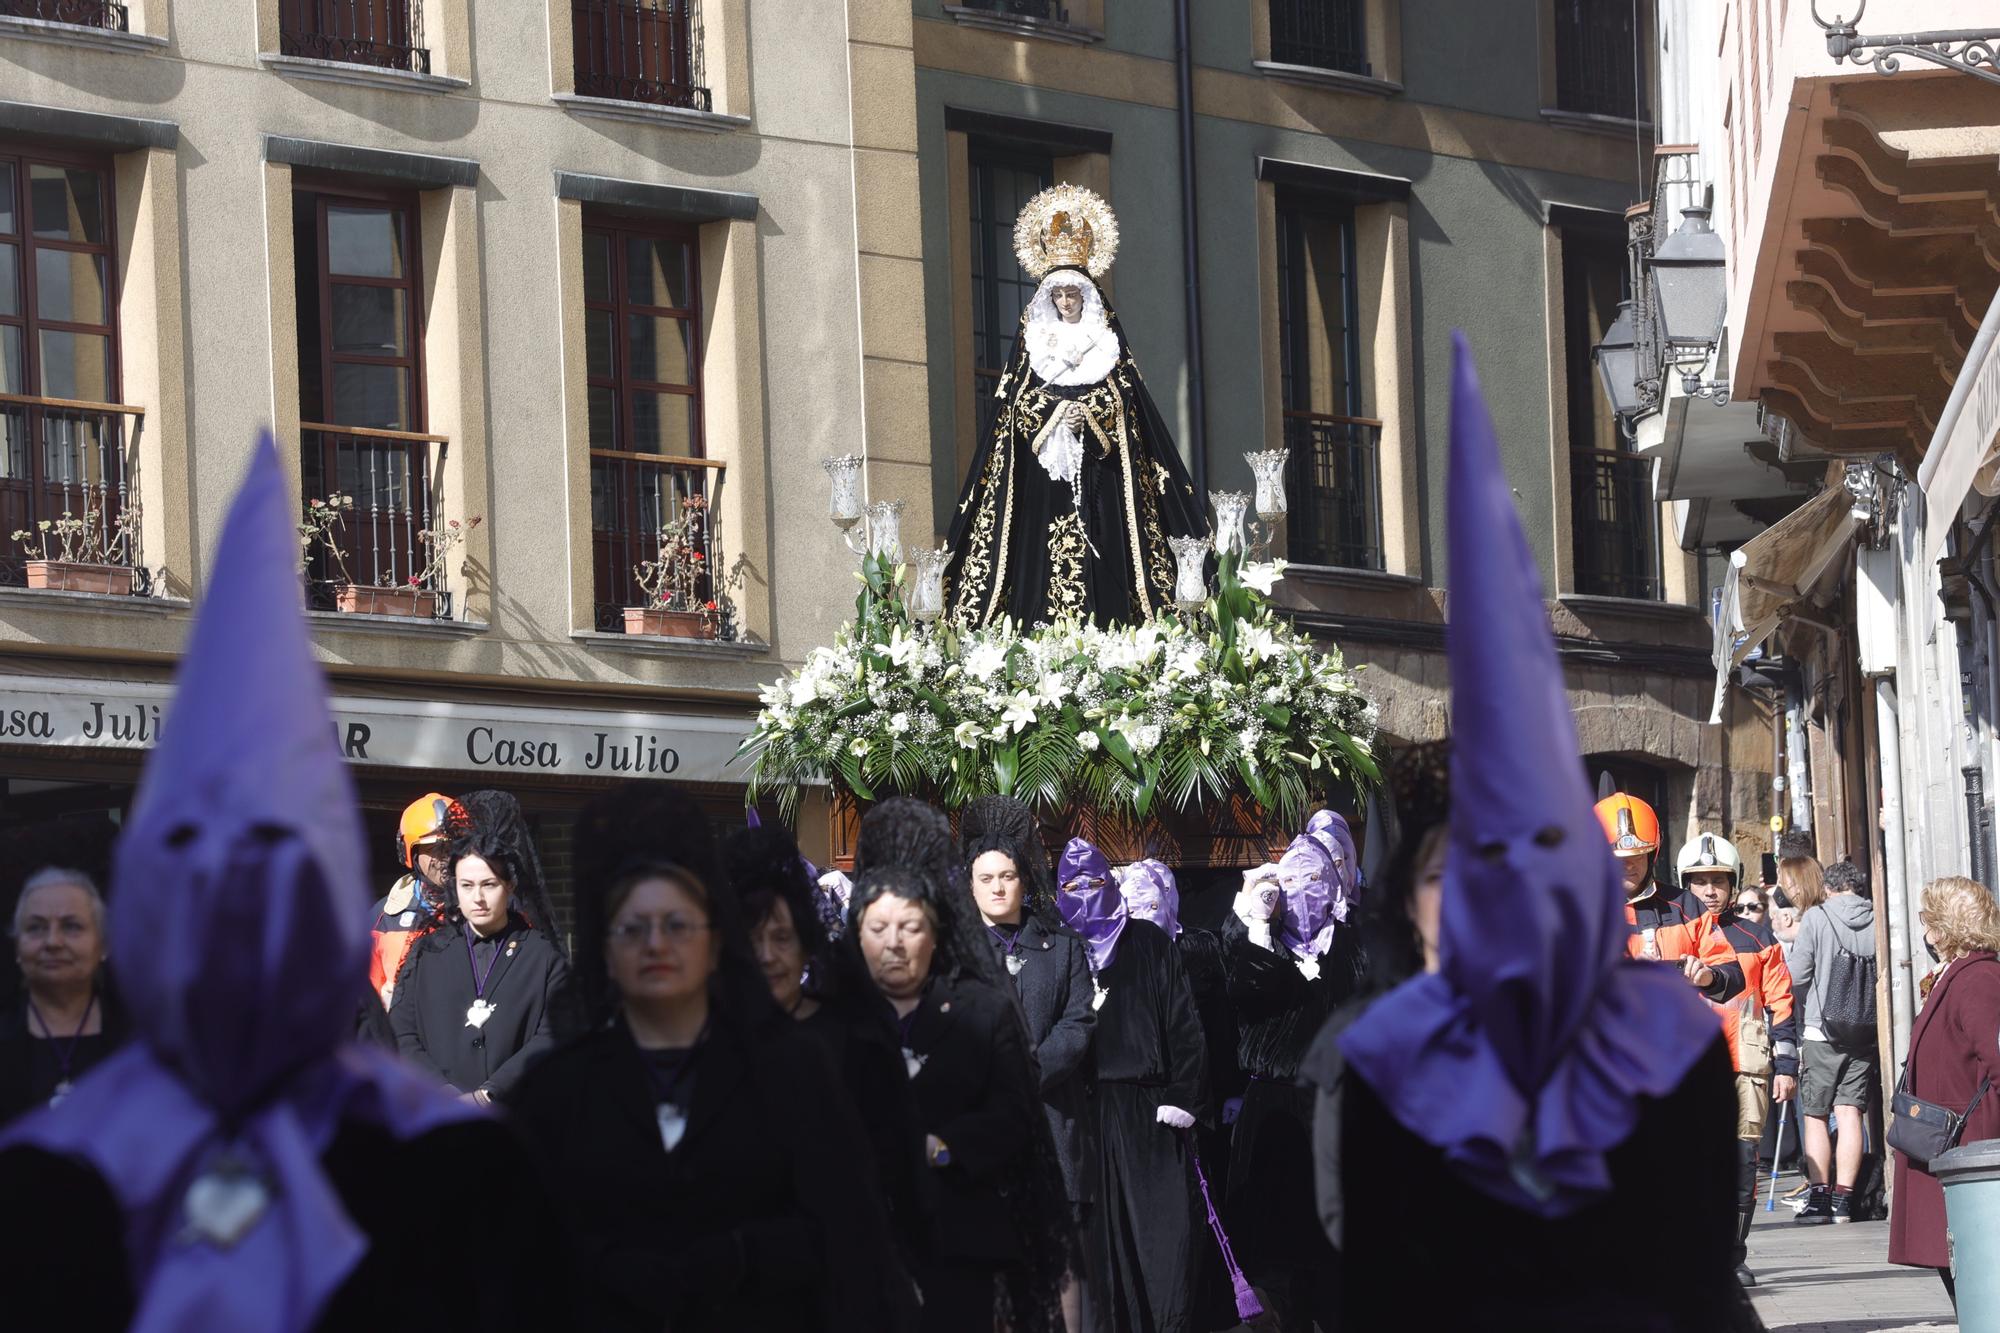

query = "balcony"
[0, 0, 127, 28]
[1571, 447, 1662, 601]
[300, 423, 449, 615]
[958, 0, 1069, 18]
[0, 394, 146, 594]
[590, 449, 724, 634]
[572, 0, 711, 111]
[279, 0, 429, 75]
[1283, 411, 1383, 571]
[1269, 0, 1368, 75]
[1552, 0, 1642, 122]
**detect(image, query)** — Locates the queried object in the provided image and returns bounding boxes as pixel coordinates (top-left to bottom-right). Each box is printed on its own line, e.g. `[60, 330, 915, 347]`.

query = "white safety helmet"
[1674, 832, 1742, 885]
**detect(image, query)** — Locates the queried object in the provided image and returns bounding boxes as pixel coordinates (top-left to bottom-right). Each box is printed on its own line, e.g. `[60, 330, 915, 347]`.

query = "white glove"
[1235, 867, 1281, 949]
[1156, 1104, 1196, 1130]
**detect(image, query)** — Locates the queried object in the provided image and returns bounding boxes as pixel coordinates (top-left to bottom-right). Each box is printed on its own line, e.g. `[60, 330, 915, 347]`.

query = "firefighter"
[1676, 832, 1799, 1286]
[367, 792, 470, 1010]
[1594, 793, 1744, 1004]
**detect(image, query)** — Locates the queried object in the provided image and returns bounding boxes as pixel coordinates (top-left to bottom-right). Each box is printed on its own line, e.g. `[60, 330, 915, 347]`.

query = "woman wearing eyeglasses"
[512, 786, 911, 1333]
[1, 867, 128, 1122]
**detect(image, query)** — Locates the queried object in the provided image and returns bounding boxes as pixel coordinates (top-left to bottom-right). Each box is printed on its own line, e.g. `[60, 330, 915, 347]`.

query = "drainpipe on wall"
[1785, 674, 1814, 836]
[1873, 675, 1916, 1069]
[1172, 0, 1208, 502]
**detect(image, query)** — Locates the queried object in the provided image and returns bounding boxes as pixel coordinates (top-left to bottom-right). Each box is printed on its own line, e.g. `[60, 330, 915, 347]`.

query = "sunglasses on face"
[1736, 901, 1764, 914]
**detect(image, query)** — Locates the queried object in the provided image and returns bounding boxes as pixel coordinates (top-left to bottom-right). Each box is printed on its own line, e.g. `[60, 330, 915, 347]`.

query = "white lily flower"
[966, 640, 1009, 681]
[1001, 691, 1038, 734]
[851, 737, 871, 757]
[1239, 560, 1287, 595]
[953, 720, 983, 749]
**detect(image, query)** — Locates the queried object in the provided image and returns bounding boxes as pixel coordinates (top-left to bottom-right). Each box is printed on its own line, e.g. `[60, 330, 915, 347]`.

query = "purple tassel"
[1185, 1130, 1263, 1322]
[746, 807, 762, 828]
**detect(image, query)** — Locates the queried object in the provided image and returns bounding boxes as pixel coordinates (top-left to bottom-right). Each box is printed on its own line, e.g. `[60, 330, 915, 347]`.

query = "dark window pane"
[331, 284, 409, 356]
[35, 248, 109, 327]
[626, 315, 692, 385]
[330, 363, 414, 430]
[587, 308, 616, 380]
[629, 391, 695, 455]
[584, 231, 612, 304]
[0, 241, 17, 317]
[37, 330, 111, 401]
[625, 236, 690, 310]
[29, 166, 105, 245]
[0, 163, 14, 235]
[0, 407, 27, 478]
[588, 386, 619, 451]
[327, 205, 405, 279]
[0, 326, 20, 394]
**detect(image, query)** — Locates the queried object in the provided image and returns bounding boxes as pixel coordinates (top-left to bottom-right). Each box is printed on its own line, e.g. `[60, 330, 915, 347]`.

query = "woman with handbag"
[1888, 875, 2000, 1307]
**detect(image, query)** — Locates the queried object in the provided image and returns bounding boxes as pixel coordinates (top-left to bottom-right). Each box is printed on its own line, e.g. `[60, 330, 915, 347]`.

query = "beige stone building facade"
[0, 0, 928, 897]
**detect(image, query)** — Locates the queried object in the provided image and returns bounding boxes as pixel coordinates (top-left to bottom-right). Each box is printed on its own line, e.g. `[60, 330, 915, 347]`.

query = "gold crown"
[1014, 183, 1120, 280]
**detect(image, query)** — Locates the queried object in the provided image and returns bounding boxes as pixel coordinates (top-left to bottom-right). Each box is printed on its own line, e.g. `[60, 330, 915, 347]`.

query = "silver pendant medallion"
[182, 1156, 271, 1250]
[465, 999, 496, 1029]
[657, 1103, 688, 1151]
[49, 1079, 71, 1107]
[1005, 954, 1024, 977]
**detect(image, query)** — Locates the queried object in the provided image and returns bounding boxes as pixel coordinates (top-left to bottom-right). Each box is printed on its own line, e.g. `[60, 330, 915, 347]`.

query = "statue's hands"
[1062, 400, 1086, 432]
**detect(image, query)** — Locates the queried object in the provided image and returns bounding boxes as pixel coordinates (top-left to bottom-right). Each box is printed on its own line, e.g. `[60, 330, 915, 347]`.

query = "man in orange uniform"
[1595, 793, 1744, 1005]
[1677, 832, 1798, 1287]
[367, 793, 469, 1011]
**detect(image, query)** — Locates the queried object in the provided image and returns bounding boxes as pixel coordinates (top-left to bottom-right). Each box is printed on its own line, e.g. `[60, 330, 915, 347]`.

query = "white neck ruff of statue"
[1024, 273, 1120, 387]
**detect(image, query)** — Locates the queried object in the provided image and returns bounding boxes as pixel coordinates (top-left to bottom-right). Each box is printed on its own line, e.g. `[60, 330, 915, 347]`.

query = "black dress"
[1086, 918, 1209, 1333]
[390, 915, 567, 1103]
[1339, 1035, 1762, 1331]
[511, 1015, 914, 1333]
[988, 914, 1096, 1205]
[1175, 925, 1246, 1329]
[899, 972, 1044, 1332]
[799, 997, 928, 1271]
[0, 993, 127, 1123]
[0, 1115, 565, 1332]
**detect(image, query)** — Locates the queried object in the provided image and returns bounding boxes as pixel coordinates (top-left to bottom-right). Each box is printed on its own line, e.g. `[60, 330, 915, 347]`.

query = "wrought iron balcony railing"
[1282, 411, 1383, 571]
[590, 449, 725, 632]
[0, 393, 146, 591]
[572, 0, 712, 111]
[0, 0, 129, 29]
[1570, 447, 1661, 600]
[1269, 0, 1369, 75]
[1553, 0, 1642, 120]
[301, 423, 448, 612]
[279, 0, 429, 75]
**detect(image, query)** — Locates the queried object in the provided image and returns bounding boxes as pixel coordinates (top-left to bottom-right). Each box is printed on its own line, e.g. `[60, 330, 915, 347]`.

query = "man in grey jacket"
[1786, 859, 1876, 1225]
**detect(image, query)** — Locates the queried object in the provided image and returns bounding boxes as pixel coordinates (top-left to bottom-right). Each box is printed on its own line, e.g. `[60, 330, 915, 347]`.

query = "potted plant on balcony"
[302, 495, 478, 620]
[625, 495, 719, 639]
[12, 501, 142, 596]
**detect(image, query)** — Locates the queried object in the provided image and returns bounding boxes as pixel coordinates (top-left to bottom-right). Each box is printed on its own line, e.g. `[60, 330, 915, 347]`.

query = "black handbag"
[1888, 1073, 1989, 1166]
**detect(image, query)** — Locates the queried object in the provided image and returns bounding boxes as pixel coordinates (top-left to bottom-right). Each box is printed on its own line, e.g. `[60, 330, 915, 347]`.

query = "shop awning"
[1918, 290, 2000, 568]
[1709, 483, 1860, 722]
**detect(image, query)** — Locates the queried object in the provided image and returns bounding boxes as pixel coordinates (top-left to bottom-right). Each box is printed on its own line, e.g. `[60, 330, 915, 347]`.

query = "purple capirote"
[1275, 835, 1338, 960]
[1306, 809, 1361, 923]
[1116, 859, 1180, 939]
[0, 439, 478, 1332]
[1056, 837, 1128, 973]
[1337, 335, 1716, 1218]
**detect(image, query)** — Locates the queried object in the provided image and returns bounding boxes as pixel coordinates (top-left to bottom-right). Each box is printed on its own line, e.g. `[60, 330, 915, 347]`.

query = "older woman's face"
[1051, 284, 1085, 323]
[750, 896, 807, 1012]
[607, 875, 718, 1007]
[14, 882, 103, 994]
[859, 893, 936, 1000]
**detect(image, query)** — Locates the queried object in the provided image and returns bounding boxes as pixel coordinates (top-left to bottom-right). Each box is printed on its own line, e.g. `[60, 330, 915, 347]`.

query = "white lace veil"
[1024, 271, 1109, 328]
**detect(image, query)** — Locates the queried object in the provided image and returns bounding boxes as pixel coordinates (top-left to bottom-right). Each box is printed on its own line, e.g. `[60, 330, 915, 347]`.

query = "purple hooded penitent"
[1056, 837, 1127, 973]
[1305, 810, 1361, 924]
[1115, 859, 1180, 938]
[1276, 835, 1338, 962]
[1337, 336, 1715, 1218]
[0, 439, 475, 1331]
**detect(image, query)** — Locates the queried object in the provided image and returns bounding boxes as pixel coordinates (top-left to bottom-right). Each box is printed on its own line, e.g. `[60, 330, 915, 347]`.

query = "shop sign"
[0, 676, 755, 784]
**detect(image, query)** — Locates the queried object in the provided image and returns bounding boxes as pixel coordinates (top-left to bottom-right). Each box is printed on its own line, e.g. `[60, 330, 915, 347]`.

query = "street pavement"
[1746, 1176, 1957, 1332]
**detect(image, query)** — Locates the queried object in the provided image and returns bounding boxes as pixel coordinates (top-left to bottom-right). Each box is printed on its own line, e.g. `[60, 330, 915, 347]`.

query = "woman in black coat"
[511, 786, 911, 1333]
[390, 823, 569, 1105]
[2, 867, 129, 1123]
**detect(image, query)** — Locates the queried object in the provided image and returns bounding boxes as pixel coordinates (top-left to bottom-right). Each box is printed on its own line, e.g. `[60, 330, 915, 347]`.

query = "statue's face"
[1052, 285, 1085, 323]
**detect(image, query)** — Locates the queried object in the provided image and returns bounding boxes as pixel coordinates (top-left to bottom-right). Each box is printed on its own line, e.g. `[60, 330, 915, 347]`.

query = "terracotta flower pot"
[336, 585, 441, 618]
[623, 606, 715, 639]
[25, 561, 135, 596]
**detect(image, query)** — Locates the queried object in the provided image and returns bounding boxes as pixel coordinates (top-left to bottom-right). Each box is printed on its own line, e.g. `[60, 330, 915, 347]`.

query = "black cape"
[945, 273, 1203, 628]
[988, 914, 1097, 1204]
[389, 915, 569, 1102]
[1086, 918, 1209, 1333]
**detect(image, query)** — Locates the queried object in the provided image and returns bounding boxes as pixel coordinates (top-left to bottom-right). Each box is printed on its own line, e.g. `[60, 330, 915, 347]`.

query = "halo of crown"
[1013, 183, 1120, 280]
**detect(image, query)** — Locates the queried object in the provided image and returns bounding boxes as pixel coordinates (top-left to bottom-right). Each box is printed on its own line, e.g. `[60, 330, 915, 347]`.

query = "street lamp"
[1649, 205, 1728, 363]
[1593, 300, 1642, 420]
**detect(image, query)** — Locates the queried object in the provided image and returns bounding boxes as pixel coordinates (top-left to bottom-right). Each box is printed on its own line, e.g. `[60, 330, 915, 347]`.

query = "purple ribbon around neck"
[1183, 1130, 1263, 1322]
[27, 993, 96, 1084]
[986, 924, 1024, 958]
[463, 926, 504, 998]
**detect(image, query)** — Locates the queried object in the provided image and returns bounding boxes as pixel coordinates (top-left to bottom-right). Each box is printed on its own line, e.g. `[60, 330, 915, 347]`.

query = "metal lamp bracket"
[1812, 2, 2000, 87]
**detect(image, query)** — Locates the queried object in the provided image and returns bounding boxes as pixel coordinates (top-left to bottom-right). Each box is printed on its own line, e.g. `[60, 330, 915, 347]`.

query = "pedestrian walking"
[1788, 858, 1878, 1224]
[1057, 836, 1208, 1332]
[1333, 339, 1755, 1331]
[1, 868, 127, 1122]
[514, 785, 913, 1333]
[1887, 874, 2000, 1309]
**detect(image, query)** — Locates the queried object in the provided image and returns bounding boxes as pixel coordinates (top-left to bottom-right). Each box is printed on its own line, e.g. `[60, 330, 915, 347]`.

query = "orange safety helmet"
[1593, 793, 1661, 860]
[397, 792, 468, 868]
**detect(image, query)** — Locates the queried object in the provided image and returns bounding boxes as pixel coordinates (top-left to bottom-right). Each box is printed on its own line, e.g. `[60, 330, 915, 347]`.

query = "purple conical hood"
[1276, 835, 1337, 960]
[1306, 810, 1360, 923]
[1338, 335, 1715, 1217]
[1056, 837, 1126, 973]
[1115, 859, 1180, 938]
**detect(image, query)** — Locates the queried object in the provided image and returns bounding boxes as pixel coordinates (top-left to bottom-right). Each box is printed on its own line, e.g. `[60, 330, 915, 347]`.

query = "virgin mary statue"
[945, 184, 1203, 628]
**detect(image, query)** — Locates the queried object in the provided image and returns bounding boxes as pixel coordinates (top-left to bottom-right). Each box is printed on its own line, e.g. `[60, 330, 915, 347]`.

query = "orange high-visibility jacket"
[1703, 906, 1799, 1077]
[368, 873, 443, 1008]
[1623, 885, 1746, 1005]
